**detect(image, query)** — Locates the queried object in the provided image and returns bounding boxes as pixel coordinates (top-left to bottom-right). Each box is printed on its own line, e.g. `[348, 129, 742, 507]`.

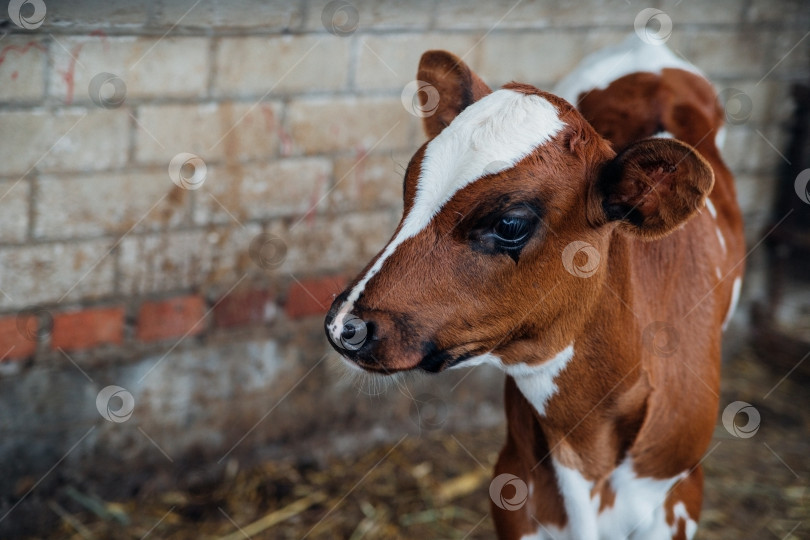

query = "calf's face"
[325, 51, 714, 374]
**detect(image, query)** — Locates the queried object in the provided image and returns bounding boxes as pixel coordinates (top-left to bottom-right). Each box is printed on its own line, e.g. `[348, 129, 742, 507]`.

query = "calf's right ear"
[588, 138, 714, 239]
[416, 50, 492, 139]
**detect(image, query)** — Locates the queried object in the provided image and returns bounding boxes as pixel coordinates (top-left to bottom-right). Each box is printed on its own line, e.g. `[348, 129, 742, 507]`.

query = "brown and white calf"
[325, 36, 744, 539]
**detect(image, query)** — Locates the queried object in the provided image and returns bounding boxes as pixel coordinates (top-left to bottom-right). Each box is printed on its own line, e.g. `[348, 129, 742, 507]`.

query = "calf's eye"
[493, 215, 532, 245]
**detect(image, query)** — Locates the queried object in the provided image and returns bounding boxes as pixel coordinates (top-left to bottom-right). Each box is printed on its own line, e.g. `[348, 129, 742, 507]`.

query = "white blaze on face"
[327, 89, 565, 343]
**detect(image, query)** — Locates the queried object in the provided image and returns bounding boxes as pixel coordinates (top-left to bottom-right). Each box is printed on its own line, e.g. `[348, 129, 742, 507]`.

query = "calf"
[325, 35, 744, 540]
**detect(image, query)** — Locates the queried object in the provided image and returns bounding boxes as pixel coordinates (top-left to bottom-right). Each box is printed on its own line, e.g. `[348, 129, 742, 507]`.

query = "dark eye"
[466, 203, 541, 262]
[494, 215, 532, 244]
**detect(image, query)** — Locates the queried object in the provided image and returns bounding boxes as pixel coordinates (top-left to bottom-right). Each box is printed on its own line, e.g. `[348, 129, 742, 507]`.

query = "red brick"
[285, 275, 347, 319]
[51, 307, 124, 351]
[137, 295, 206, 342]
[0, 316, 37, 360]
[213, 288, 276, 329]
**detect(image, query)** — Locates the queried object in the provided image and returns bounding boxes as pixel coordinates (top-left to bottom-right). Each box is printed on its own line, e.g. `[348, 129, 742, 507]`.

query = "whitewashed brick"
[286, 97, 412, 155]
[435, 0, 552, 29]
[355, 33, 480, 90]
[135, 102, 282, 165]
[714, 80, 785, 126]
[194, 158, 332, 224]
[0, 38, 46, 102]
[49, 36, 208, 102]
[306, 0, 432, 31]
[273, 210, 398, 276]
[479, 31, 586, 88]
[750, 126, 790, 172]
[735, 173, 777, 218]
[215, 35, 350, 96]
[764, 30, 810, 80]
[736, 172, 779, 246]
[45, 0, 148, 27]
[435, 0, 636, 28]
[330, 151, 408, 212]
[682, 29, 768, 79]
[34, 170, 187, 239]
[723, 125, 790, 174]
[747, 0, 810, 26]
[155, 0, 302, 30]
[659, 0, 745, 24]
[0, 240, 115, 310]
[0, 180, 29, 242]
[118, 224, 261, 296]
[0, 108, 128, 176]
[537, 0, 642, 25]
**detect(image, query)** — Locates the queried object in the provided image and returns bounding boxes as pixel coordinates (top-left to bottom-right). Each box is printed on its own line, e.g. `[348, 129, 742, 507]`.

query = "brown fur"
[326, 49, 745, 539]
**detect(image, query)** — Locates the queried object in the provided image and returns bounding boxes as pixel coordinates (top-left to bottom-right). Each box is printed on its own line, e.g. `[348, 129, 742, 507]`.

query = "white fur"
[715, 126, 727, 150]
[715, 226, 727, 254]
[328, 89, 565, 341]
[552, 460, 599, 539]
[670, 501, 698, 539]
[453, 344, 575, 416]
[554, 34, 701, 106]
[705, 198, 717, 219]
[521, 458, 689, 540]
[652, 131, 675, 139]
[722, 276, 742, 331]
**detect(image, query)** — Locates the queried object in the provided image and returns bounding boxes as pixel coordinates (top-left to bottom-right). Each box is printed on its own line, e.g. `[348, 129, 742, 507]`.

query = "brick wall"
[0, 0, 807, 532]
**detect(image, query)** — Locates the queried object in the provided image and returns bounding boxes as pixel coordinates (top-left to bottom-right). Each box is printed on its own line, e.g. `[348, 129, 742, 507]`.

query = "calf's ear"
[416, 50, 492, 139]
[588, 138, 714, 239]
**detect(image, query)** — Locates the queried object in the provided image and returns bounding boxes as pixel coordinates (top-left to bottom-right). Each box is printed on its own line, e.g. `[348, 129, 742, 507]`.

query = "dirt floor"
[40, 344, 809, 540]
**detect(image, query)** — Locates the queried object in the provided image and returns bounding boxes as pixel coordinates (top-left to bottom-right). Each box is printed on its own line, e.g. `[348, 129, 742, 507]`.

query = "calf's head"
[325, 51, 714, 374]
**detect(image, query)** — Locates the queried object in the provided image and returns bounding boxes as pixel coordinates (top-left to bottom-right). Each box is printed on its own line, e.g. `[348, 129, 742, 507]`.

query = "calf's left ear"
[588, 138, 714, 239]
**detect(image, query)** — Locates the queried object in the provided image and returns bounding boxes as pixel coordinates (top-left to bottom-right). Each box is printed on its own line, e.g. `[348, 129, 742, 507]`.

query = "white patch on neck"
[715, 226, 727, 254]
[328, 89, 565, 340]
[705, 198, 717, 219]
[722, 276, 742, 331]
[554, 34, 702, 106]
[652, 130, 674, 139]
[454, 344, 575, 416]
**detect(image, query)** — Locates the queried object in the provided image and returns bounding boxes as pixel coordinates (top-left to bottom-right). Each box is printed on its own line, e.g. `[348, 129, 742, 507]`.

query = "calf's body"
[326, 37, 744, 540]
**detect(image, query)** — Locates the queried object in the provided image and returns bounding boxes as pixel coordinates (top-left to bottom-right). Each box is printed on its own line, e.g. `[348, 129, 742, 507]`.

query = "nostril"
[341, 324, 357, 341]
[338, 315, 369, 351]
